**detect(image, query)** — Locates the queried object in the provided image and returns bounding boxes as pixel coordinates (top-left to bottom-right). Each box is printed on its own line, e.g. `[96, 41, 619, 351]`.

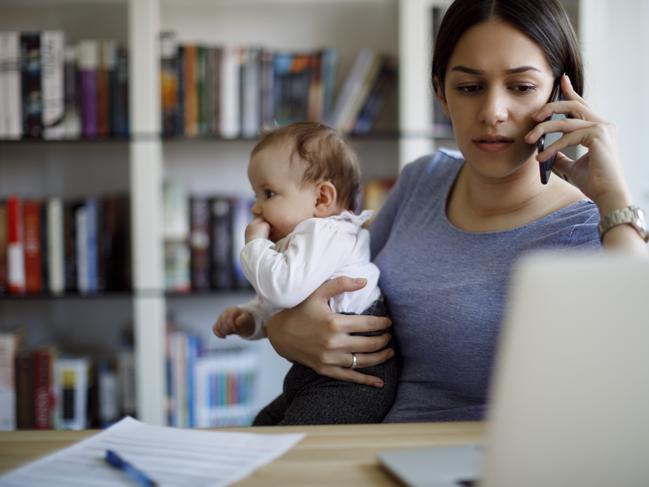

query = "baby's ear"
[314, 181, 338, 217]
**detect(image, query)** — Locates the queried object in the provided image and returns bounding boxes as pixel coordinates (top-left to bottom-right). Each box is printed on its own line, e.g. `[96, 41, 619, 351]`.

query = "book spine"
[183, 44, 198, 137]
[42, 30, 66, 139]
[160, 32, 179, 137]
[7, 196, 25, 294]
[97, 40, 116, 138]
[62, 45, 81, 139]
[113, 47, 129, 137]
[78, 40, 99, 138]
[32, 348, 54, 429]
[4, 32, 22, 139]
[63, 201, 78, 292]
[241, 47, 260, 138]
[85, 198, 98, 293]
[0, 333, 17, 430]
[220, 46, 240, 138]
[211, 47, 221, 135]
[209, 197, 233, 289]
[47, 197, 65, 294]
[75, 203, 88, 293]
[97, 360, 118, 427]
[259, 49, 275, 129]
[0, 33, 7, 138]
[53, 358, 88, 430]
[190, 197, 210, 291]
[20, 32, 43, 138]
[0, 201, 7, 294]
[23, 200, 43, 293]
[14, 353, 33, 429]
[197, 45, 208, 135]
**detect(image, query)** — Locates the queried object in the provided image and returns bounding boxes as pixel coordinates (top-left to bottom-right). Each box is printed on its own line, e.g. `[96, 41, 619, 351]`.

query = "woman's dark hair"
[432, 0, 583, 97]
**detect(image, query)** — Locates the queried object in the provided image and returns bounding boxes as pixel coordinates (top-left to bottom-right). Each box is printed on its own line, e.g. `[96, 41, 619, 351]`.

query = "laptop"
[379, 251, 649, 487]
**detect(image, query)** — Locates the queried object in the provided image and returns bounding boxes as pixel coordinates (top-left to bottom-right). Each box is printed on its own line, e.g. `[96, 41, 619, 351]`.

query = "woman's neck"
[447, 161, 583, 232]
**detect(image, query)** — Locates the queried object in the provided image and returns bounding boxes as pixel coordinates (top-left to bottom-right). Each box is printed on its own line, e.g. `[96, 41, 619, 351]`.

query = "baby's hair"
[251, 122, 361, 211]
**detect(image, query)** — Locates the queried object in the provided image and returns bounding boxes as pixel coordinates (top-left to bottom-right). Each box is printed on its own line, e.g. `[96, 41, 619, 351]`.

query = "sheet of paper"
[0, 416, 304, 486]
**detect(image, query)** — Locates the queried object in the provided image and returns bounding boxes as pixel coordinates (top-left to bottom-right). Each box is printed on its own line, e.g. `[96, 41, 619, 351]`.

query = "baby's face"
[247, 142, 318, 242]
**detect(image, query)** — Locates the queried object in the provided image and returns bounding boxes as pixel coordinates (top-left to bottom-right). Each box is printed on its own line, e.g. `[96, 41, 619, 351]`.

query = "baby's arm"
[241, 219, 353, 309]
[212, 296, 269, 340]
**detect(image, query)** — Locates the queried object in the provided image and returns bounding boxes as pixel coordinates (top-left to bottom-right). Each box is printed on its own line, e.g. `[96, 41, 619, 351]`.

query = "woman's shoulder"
[400, 149, 464, 187]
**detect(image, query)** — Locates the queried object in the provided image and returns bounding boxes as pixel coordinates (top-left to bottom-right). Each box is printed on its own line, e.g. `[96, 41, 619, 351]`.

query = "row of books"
[0, 331, 135, 431]
[166, 327, 258, 428]
[163, 183, 252, 293]
[0, 31, 129, 140]
[0, 195, 131, 296]
[160, 32, 397, 138]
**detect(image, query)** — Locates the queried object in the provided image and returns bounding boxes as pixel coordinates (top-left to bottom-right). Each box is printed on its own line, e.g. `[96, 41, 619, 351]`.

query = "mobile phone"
[536, 89, 566, 184]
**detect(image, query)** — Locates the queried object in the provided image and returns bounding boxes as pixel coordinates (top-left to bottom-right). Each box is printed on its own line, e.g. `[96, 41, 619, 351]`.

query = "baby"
[212, 122, 396, 425]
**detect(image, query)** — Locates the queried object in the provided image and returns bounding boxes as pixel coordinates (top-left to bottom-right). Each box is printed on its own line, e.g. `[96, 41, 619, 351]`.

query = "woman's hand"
[266, 277, 394, 388]
[525, 74, 632, 214]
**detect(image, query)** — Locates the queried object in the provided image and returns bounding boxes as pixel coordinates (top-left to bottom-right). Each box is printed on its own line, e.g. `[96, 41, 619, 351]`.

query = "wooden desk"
[0, 422, 484, 486]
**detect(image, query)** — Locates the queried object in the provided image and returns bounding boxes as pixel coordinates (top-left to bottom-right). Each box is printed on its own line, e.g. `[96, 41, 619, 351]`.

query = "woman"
[265, 0, 648, 422]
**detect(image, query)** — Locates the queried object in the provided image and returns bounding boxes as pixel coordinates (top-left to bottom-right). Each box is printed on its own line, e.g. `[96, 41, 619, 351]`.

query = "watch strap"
[598, 205, 649, 243]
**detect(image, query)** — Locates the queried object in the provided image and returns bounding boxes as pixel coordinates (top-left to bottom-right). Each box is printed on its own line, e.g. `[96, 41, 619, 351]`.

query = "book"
[0, 33, 6, 137]
[0, 200, 7, 293]
[220, 45, 240, 138]
[117, 345, 135, 417]
[85, 198, 99, 293]
[14, 352, 33, 429]
[4, 32, 22, 139]
[353, 57, 397, 134]
[97, 40, 116, 138]
[78, 39, 99, 138]
[63, 200, 79, 292]
[165, 241, 191, 293]
[62, 45, 81, 139]
[183, 44, 198, 137]
[46, 197, 65, 294]
[7, 196, 26, 294]
[209, 197, 233, 289]
[101, 195, 131, 291]
[42, 30, 66, 139]
[240, 47, 261, 138]
[20, 32, 43, 138]
[23, 199, 43, 293]
[112, 47, 129, 137]
[210, 46, 222, 135]
[53, 357, 89, 430]
[32, 347, 56, 429]
[75, 202, 88, 293]
[96, 359, 119, 427]
[160, 32, 179, 136]
[189, 196, 211, 291]
[0, 333, 17, 430]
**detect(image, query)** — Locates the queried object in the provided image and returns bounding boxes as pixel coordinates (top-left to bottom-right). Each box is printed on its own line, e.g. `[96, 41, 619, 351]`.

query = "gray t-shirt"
[371, 150, 601, 422]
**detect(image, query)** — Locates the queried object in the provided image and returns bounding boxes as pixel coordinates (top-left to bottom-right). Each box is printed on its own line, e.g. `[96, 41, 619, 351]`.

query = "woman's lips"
[473, 136, 514, 153]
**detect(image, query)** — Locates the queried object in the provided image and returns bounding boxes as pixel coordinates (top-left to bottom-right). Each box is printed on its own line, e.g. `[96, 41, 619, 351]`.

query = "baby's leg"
[277, 360, 398, 425]
[252, 393, 289, 426]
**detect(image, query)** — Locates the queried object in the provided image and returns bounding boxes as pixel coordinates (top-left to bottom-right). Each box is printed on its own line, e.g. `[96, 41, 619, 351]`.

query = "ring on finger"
[350, 353, 358, 370]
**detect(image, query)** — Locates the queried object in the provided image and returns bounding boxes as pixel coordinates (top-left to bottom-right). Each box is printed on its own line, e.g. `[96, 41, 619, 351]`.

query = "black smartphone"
[536, 86, 565, 184]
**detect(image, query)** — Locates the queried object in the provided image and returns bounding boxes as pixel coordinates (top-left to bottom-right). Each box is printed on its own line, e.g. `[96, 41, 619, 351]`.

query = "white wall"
[580, 0, 649, 210]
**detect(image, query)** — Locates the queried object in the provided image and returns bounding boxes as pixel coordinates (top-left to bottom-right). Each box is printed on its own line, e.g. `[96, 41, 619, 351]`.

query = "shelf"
[0, 289, 256, 300]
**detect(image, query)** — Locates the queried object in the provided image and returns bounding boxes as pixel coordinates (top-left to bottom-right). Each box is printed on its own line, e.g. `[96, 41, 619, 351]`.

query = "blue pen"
[104, 449, 158, 487]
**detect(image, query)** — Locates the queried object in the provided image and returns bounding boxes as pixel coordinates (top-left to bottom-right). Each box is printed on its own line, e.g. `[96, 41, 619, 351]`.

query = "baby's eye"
[456, 84, 483, 94]
[264, 189, 276, 199]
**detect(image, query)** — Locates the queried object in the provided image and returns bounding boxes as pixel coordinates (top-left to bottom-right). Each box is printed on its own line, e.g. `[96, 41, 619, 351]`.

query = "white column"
[129, 0, 165, 425]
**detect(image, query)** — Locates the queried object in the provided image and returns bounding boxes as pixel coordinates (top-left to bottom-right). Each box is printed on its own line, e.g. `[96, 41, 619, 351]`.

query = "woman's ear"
[433, 76, 450, 118]
[314, 181, 338, 217]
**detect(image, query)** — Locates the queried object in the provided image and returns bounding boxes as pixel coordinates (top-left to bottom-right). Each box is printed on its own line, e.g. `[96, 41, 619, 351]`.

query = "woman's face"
[439, 18, 556, 180]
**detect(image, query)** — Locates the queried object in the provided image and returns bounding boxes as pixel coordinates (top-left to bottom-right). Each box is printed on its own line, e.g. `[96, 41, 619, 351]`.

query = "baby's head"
[248, 122, 361, 242]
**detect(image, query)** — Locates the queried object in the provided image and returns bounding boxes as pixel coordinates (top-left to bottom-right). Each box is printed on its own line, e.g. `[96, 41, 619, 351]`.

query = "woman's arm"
[266, 276, 394, 387]
[527, 74, 648, 255]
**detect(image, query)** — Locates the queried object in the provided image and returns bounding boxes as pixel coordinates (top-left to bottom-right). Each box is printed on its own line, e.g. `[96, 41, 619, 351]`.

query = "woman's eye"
[456, 84, 482, 94]
[510, 84, 536, 93]
[264, 189, 276, 199]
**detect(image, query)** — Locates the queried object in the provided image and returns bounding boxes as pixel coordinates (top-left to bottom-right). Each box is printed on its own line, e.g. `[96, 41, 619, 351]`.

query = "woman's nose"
[478, 90, 508, 126]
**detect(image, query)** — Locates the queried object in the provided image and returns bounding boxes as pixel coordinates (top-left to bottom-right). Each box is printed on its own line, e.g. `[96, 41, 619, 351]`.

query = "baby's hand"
[245, 217, 271, 243]
[213, 307, 256, 338]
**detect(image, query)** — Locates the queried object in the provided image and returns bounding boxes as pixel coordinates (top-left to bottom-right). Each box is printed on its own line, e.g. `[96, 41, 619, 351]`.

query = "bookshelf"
[4, 0, 645, 429]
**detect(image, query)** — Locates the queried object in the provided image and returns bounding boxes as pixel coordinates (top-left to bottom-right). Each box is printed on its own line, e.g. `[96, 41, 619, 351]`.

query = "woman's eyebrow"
[450, 65, 542, 75]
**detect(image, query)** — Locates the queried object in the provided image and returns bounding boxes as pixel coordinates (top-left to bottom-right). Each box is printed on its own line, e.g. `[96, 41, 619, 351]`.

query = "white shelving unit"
[3, 0, 647, 427]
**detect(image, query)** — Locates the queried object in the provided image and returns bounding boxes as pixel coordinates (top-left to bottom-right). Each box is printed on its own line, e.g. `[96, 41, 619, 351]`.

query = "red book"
[32, 347, 55, 429]
[7, 196, 25, 294]
[0, 201, 8, 293]
[23, 200, 43, 293]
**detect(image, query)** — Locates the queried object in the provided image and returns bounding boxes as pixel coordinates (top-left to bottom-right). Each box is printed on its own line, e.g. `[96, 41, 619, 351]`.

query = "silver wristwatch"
[598, 205, 649, 243]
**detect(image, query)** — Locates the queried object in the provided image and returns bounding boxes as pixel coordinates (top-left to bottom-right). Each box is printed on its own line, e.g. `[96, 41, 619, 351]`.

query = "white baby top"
[238, 210, 382, 340]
